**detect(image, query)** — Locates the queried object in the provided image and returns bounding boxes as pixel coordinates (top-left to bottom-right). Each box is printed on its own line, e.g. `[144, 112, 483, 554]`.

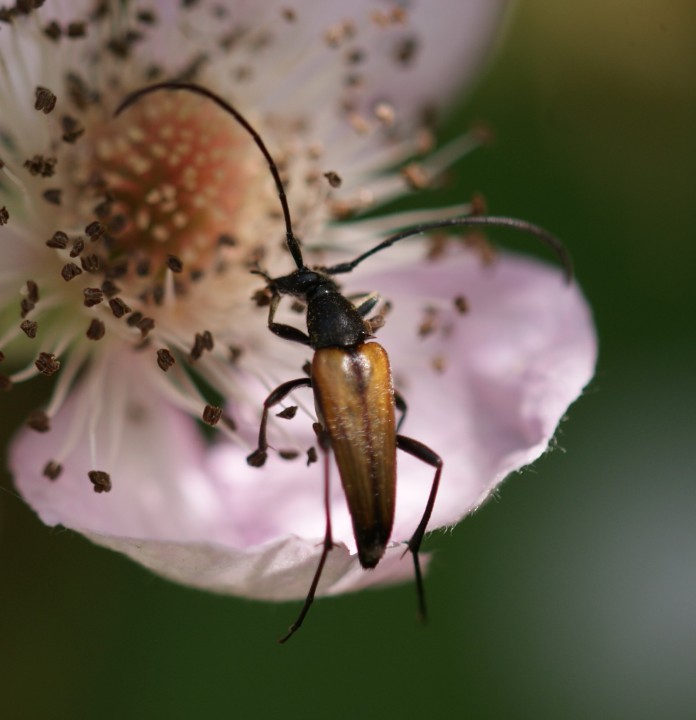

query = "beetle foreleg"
[280, 429, 334, 643]
[396, 434, 443, 622]
[246, 377, 312, 467]
[267, 293, 312, 346]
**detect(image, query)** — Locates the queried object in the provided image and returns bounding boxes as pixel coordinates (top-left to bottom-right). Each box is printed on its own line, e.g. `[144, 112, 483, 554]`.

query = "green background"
[2, 2, 695, 718]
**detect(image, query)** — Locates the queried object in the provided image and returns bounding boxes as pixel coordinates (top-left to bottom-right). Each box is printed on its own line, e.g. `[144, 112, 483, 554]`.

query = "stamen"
[88, 470, 112, 493]
[43, 461, 62, 480]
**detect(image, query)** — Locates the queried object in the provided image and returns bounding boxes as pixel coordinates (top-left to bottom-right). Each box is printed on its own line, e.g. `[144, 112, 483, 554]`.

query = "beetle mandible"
[117, 82, 573, 642]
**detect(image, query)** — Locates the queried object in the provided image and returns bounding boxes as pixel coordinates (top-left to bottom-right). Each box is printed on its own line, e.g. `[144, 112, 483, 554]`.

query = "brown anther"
[24, 154, 57, 177]
[43, 461, 62, 480]
[35, 352, 60, 376]
[27, 410, 50, 432]
[470, 192, 488, 215]
[276, 406, 298, 420]
[290, 300, 306, 314]
[418, 307, 439, 338]
[306, 447, 318, 466]
[83, 287, 104, 307]
[88, 470, 112, 493]
[26, 280, 39, 304]
[281, 7, 296, 22]
[66, 21, 86, 38]
[34, 86, 57, 114]
[394, 36, 419, 65]
[323, 171, 342, 188]
[86, 318, 106, 341]
[279, 449, 299, 461]
[101, 280, 120, 298]
[222, 414, 237, 432]
[61, 115, 85, 143]
[251, 288, 272, 307]
[201, 331, 214, 350]
[0, 373, 13, 392]
[135, 258, 151, 276]
[80, 254, 100, 272]
[202, 404, 223, 426]
[218, 233, 237, 247]
[70, 238, 84, 257]
[85, 220, 105, 241]
[302, 360, 312, 377]
[156, 348, 176, 372]
[136, 9, 156, 24]
[0, 206, 8, 225]
[454, 296, 469, 314]
[42, 188, 62, 205]
[166, 254, 184, 273]
[20, 320, 38, 338]
[108, 297, 131, 318]
[20, 298, 35, 318]
[228, 346, 243, 364]
[137, 316, 155, 337]
[401, 163, 429, 190]
[46, 230, 68, 249]
[61, 262, 82, 281]
[374, 102, 395, 127]
[432, 356, 447, 373]
[43, 21, 61, 40]
[366, 314, 385, 333]
[126, 311, 144, 328]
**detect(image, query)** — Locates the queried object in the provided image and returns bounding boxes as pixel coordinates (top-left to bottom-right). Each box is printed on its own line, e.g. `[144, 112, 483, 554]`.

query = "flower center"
[86, 91, 255, 283]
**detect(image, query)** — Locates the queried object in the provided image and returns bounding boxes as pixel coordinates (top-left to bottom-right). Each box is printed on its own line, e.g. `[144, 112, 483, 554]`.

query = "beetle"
[117, 82, 572, 642]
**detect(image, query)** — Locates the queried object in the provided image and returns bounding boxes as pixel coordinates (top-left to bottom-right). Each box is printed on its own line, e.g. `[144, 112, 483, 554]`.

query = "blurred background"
[1, 2, 695, 718]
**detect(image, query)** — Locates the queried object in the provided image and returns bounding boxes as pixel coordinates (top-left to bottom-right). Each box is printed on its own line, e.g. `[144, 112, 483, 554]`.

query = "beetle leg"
[267, 293, 312, 346]
[394, 390, 408, 433]
[280, 427, 334, 643]
[396, 434, 443, 622]
[246, 377, 312, 467]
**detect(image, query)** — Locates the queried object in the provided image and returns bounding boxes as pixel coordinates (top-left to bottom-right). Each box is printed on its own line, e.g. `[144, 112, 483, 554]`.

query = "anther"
[70, 238, 85, 257]
[27, 410, 50, 432]
[324, 171, 342, 188]
[454, 296, 469, 314]
[34, 86, 57, 114]
[20, 299, 34, 318]
[61, 115, 85, 143]
[85, 221, 105, 241]
[24, 155, 57, 177]
[20, 320, 38, 338]
[66, 21, 86, 38]
[35, 352, 60, 376]
[42, 188, 62, 205]
[26, 280, 39, 303]
[86, 319, 106, 340]
[0, 206, 8, 225]
[88, 470, 112, 493]
[166, 254, 183, 273]
[306, 447, 318, 466]
[279, 449, 300, 461]
[0, 374, 13, 391]
[137, 317, 155, 337]
[43, 461, 62, 480]
[43, 21, 61, 41]
[46, 231, 69, 249]
[61, 262, 83, 281]
[202, 404, 223, 426]
[83, 288, 104, 307]
[156, 348, 176, 372]
[80, 254, 100, 272]
[276, 406, 298, 420]
[108, 297, 131, 318]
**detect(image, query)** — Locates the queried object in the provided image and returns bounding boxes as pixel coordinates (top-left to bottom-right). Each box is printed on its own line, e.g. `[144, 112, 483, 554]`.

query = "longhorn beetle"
[117, 82, 573, 642]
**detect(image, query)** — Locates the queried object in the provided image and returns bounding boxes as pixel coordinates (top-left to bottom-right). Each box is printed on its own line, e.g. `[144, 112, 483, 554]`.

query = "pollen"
[86, 92, 254, 280]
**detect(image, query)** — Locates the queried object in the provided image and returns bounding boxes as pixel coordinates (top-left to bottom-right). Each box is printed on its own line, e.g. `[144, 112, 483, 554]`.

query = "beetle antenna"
[114, 81, 305, 270]
[324, 215, 573, 283]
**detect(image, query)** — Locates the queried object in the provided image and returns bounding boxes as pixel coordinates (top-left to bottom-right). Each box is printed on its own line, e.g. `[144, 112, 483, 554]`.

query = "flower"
[1, 0, 596, 604]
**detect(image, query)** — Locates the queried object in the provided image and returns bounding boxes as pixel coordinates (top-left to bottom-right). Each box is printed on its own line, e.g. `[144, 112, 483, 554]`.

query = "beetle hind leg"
[279, 429, 334, 643]
[396, 434, 443, 622]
